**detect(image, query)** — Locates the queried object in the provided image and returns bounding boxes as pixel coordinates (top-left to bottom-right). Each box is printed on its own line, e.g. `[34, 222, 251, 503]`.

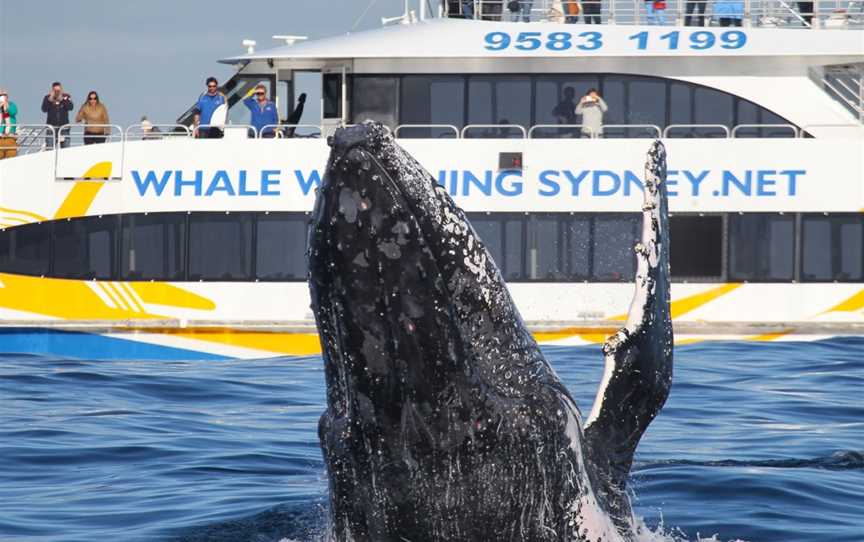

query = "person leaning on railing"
[0, 88, 18, 159]
[75, 91, 110, 145]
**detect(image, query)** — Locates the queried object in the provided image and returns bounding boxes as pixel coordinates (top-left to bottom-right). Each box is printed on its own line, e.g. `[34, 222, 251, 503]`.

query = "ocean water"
[0, 339, 862, 542]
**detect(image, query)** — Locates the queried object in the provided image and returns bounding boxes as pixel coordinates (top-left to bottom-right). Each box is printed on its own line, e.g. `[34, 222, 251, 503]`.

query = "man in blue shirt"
[243, 84, 279, 138]
[194, 77, 227, 139]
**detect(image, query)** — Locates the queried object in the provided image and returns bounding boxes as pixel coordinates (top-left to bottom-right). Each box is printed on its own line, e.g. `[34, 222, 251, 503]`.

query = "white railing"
[528, 124, 591, 137]
[461, 123, 529, 138]
[395, 124, 461, 138]
[731, 123, 799, 137]
[56, 124, 124, 148]
[260, 124, 324, 138]
[0, 125, 55, 156]
[442, 0, 863, 28]
[663, 123, 731, 137]
[125, 124, 191, 141]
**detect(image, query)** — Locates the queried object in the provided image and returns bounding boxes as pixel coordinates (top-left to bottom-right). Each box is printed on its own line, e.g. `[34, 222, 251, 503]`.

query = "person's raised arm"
[63, 95, 73, 111]
[75, 106, 85, 123]
[598, 97, 608, 113]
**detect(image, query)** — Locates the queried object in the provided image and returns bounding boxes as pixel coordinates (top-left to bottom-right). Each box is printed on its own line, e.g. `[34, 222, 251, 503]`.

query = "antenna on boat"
[272, 35, 308, 46]
[241, 39, 256, 54]
[381, 0, 417, 25]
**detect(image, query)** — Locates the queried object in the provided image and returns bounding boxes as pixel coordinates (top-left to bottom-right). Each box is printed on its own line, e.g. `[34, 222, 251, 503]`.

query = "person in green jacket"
[0, 88, 18, 135]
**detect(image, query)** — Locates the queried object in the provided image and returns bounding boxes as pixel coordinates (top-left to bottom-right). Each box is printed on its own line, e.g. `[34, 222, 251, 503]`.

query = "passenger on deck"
[685, 0, 707, 26]
[0, 88, 18, 160]
[575, 88, 608, 138]
[552, 86, 578, 138]
[582, 0, 602, 24]
[563, 0, 581, 23]
[41, 82, 73, 149]
[243, 84, 278, 138]
[140, 116, 162, 140]
[714, 0, 744, 26]
[193, 77, 227, 139]
[644, 0, 668, 25]
[75, 91, 110, 145]
[507, 1, 534, 21]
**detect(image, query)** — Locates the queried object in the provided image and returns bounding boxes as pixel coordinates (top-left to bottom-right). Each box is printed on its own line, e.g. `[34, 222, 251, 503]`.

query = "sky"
[0, 0, 414, 126]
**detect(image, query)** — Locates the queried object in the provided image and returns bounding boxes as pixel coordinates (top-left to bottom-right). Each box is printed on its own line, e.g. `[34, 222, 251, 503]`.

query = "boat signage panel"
[483, 30, 747, 53]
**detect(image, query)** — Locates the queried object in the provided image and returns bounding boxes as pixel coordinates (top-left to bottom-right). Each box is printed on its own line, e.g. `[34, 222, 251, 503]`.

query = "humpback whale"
[308, 123, 673, 541]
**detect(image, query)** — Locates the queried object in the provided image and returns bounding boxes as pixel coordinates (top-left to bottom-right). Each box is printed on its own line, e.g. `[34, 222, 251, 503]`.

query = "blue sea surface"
[0, 339, 862, 541]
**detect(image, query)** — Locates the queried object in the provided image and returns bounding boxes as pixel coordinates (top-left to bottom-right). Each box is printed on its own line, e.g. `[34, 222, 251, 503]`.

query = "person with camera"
[0, 88, 18, 159]
[575, 88, 608, 139]
[41, 81, 73, 149]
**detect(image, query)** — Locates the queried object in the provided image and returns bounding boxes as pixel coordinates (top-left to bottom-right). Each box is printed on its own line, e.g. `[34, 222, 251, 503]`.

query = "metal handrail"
[732, 124, 799, 137]
[461, 124, 528, 139]
[799, 123, 863, 137]
[125, 124, 191, 140]
[394, 124, 460, 138]
[195, 124, 258, 138]
[59, 123, 124, 145]
[0, 124, 56, 156]
[663, 124, 731, 138]
[259, 124, 323, 138]
[602, 124, 663, 138]
[528, 124, 591, 138]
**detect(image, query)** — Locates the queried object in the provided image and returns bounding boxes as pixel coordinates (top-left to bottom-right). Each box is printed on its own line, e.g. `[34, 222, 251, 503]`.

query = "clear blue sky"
[0, 0, 411, 126]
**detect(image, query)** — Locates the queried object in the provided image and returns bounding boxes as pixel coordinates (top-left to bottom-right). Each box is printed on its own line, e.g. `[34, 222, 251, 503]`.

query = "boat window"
[801, 215, 863, 282]
[467, 77, 531, 137]
[0, 222, 50, 276]
[592, 215, 639, 282]
[400, 76, 465, 138]
[323, 73, 342, 120]
[256, 213, 308, 281]
[622, 77, 666, 138]
[671, 215, 724, 279]
[351, 76, 398, 128]
[120, 213, 186, 281]
[729, 214, 795, 281]
[466, 213, 525, 280]
[564, 216, 591, 280]
[53, 216, 117, 280]
[504, 217, 525, 280]
[188, 213, 253, 281]
[530, 215, 563, 280]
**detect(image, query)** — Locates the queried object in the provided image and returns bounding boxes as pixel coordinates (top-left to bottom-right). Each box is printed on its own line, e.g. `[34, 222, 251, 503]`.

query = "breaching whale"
[308, 123, 673, 541]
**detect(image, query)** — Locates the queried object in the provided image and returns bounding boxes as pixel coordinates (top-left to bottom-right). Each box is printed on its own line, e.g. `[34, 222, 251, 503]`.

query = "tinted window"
[504, 217, 524, 279]
[530, 215, 563, 280]
[120, 213, 185, 280]
[671, 215, 723, 278]
[467, 214, 524, 279]
[351, 76, 398, 128]
[468, 215, 503, 268]
[323, 73, 342, 119]
[189, 213, 252, 280]
[467, 78, 530, 137]
[0, 222, 50, 276]
[592, 215, 638, 281]
[564, 216, 591, 279]
[53, 216, 117, 279]
[802, 215, 863, 281]
[400, 76, 464, 138]
[256, 213, 308, 280]
[729, 214, 795, 281]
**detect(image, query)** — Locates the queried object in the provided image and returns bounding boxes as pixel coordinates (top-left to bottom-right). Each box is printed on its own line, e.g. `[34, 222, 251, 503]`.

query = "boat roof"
[221, 19, 864, 65]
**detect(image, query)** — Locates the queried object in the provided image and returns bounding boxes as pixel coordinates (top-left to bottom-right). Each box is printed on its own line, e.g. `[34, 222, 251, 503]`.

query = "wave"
[636, 450, 864, 472]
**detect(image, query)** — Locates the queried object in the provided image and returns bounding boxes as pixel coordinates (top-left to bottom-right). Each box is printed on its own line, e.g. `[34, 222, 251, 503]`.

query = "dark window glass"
[530, 215, 563, 280]
[669, 82, 694, 125]
[693, 87, 734, 137]
[468, 215, 504, 268]
[323, 73, 342, 119]
[504, 217, 524, 280]
[120, 213, 185, 280]
[351, 76, 398, 128]
[802, 215, 863, 281]
[53, 216, 117, 279]
[729, 214, 795, 281]
[622, 77, 666, 138]
[592, 215, 638, 281]
[189, 213, 252, 280]
[256, 213, 308, 280]
[467, 213, 523, 279]
[0, 222, 50, 276]
[399, 76, 464, 137]
[601, 76, 626, 126]
[466, 78, 530, 138]
[533, 76, 599, 138]
[671, 215, 723, 278]
[564, 216, 591, 279]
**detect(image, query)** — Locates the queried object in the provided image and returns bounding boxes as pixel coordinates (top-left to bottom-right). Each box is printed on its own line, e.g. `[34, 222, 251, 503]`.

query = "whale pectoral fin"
[583, 141, 674, 525]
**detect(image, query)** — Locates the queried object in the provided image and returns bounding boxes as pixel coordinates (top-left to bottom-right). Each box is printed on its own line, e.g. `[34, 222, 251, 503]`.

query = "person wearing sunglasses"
[75, 91, 110, 145]
[242, 83, 278, 138]
[193, 76, 226, 139]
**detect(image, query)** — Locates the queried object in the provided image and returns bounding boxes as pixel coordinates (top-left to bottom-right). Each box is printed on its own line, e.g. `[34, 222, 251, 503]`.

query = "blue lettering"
[174, 170, 203, 196]
[623, 171, 644, 196]
[756, 170, 777, 196]
[538, 170, 560, 196]
[563, 170, 590, 196]
[131, 170, 171, 196]
[449, 171, 459, 196]
[683, 170, 709, 196]
[722, 170, 751, 196]
[436, 170, 447, 188]
[463, 170, 492, 196]
[238, 170, 258, 196]
[294, 170, 318, 196]
[593, 171, 620, 196]
[496, 171, 523, 196]
[780, 169, 805, 196]
[205, 170, 236, 196]
[665, 175, 678, 197]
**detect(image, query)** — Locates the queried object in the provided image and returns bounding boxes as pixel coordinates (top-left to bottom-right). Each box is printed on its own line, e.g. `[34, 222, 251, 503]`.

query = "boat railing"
[0, 125, 56, 156]
[663, 123, 731, 138]
[799, 122, 864, 136]
[394, 124, 461, 138]
[125, 124, 192, 141]
[528, 124, 591, 137]
[445, 0, 864, 28]
[599, 124, 664, 138]
[260, 124, 324, 138]
[55, 124, 124, 147]
[731, 123, 799, 137]
[461, 123, 529, 138]
[195, 124, 258, 139]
